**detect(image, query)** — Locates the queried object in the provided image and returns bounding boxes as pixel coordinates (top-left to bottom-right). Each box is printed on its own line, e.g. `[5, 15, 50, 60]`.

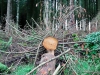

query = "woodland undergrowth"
[0, 7, 100, 75]
[0, 23, 100, 75]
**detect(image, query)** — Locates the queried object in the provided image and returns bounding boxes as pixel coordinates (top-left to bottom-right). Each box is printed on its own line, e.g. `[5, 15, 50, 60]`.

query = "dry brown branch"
[59, 41, 92, 45]
[0, 49, 37, 54]
[0, 50, 33, 54]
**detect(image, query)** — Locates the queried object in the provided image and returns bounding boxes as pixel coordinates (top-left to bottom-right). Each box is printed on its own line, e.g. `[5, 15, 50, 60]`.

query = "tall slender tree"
[5, 0, 12, 33]
[43, 0, 49, 31]
[16, 0, 19, 29]
[69, 0, 75, 30]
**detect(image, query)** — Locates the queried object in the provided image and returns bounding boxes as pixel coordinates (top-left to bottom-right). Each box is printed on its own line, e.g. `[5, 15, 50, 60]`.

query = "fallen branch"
[59, 41, 92, 45]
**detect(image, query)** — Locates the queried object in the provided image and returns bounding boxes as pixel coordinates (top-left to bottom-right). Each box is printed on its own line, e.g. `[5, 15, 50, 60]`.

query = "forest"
[0, 0, 100, 75]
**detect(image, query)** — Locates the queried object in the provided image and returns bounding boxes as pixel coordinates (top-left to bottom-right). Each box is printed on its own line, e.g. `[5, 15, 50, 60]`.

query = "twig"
[31, 18, 42, 31]
[57, 58, 70, 74]
[53, 6, 85, 36]
[34, 32, 50, 65]
[5, 53, 11, 65]
[0, 49, 36, 54]
[7, 22, 28, 36]
[13, 57, 23, 70]
[26, 48, 70, 75]
[26, 20, 34, 30]
[33, 41, 42, 65]
[59, 41, 92, 44]
[53, 64, 61, 75]
[62, 31, 68, 62]
[69, 58, 78, 75]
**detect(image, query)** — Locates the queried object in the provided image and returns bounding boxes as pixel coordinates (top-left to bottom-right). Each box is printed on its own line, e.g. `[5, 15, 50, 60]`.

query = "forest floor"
[0, 28, 100, 75]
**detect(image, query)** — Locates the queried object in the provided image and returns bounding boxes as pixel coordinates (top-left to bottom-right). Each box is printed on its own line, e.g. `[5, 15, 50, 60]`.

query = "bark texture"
[36, 53, 56, 75]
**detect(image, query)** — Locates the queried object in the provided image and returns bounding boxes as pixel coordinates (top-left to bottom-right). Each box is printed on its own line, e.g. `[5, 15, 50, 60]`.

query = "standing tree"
[5, 0, 12, 34]
[16, 0, 19, 29]
[43, 0, 49, 31]
[69, 0, 75, 30]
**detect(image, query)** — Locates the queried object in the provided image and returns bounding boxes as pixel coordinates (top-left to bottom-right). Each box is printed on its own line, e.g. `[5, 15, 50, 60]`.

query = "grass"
[11, 64, 36, 75]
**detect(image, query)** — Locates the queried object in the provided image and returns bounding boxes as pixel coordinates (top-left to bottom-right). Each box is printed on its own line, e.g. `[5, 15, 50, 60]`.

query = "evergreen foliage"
[84, 31, 100, 55]
[0, 37, 12, 50]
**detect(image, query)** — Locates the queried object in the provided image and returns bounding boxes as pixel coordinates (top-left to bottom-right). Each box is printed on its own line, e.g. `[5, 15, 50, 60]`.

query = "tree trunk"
[43, 0, 49, 31]
[69, 0, 75, 32]
[16, 0, 19, 29]
[5, 0, 12, 34]
[36, 53, 56, 75]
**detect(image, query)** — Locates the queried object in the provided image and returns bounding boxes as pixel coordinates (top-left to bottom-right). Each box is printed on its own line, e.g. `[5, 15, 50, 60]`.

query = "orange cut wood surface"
[42, 36, 58, 51]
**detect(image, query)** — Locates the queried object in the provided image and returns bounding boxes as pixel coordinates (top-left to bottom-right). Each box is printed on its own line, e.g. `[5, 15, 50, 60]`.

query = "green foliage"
[84, 32, 100, 45]
[64, 59, 100, 75]
[74, 60, 93, 75]
[72, 34, 80, 42]
[11, 64, 36, 75]
[73, 43, 79, 48]
[0, 62, 8, 72]
[96, 64, 100, 71]
[27, 35, 41, 43]
[0, 37, 12, 50]
[84, 31, 100, 55]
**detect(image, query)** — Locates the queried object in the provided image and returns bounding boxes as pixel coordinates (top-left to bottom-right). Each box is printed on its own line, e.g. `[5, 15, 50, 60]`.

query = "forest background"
[0, 0, 100, 75]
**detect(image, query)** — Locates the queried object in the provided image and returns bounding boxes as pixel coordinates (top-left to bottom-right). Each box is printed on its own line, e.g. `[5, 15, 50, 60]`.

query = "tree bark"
[69, 0, 75, 32]
[16, 0, 19, 29]
[5, 0, 12, 33]
[43, 0, 50, 31]
[36, 53, 56, 75]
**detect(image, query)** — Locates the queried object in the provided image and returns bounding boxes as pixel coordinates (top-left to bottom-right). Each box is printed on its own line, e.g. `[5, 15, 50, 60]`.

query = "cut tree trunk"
[36, 53, 56, 75]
